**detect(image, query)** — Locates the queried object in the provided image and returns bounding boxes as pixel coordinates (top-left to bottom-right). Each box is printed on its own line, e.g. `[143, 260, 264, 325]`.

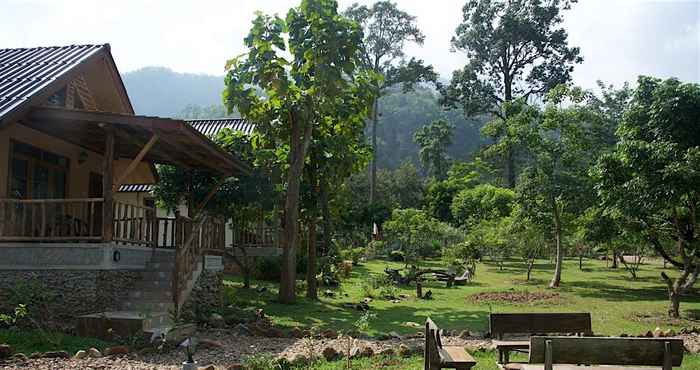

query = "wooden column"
[102, 127, 115, 242]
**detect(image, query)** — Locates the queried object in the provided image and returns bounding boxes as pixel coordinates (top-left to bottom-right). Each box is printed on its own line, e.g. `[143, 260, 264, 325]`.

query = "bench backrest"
[425, 318, 443, 369]
[489, 313, 592, 339]
[529, 336, 684, 368]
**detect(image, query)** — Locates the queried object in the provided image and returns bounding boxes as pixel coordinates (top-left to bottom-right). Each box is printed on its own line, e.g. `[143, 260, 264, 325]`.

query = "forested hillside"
[120, 67, 487, 171]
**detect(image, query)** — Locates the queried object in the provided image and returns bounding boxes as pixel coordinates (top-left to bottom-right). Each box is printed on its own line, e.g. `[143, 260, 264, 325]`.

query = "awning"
[25, 107, 251, 176]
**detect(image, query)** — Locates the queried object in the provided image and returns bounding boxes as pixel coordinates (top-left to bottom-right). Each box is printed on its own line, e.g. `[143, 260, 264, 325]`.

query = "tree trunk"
[669, 293, 681, 318]
[319, 179, 333, 255]
[579, 255, 583, 271]
[611, 251, 619, 268]
[279, 115, 313, 304]
[369, 97, 379, 205]
[549, 199, 563, 288]
[526, 260, 534, 281]
[307, 217, 318, 300]
[505, 147, 516, 188]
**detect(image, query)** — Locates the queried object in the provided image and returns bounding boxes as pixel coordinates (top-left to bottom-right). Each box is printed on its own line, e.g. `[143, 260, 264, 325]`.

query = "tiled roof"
[118, 184, 154, 193]
[186, 118, 255, 137]
[0, 44, 106, 122]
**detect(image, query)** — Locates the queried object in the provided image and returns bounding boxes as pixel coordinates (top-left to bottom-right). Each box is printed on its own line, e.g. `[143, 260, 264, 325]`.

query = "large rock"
[208, 313, 226, 328]
[73, 350, 87, 360]
[322, 346, 341, 361]
[233, 324, 252, 336]
[378, 348, 395, 357]
[198, 339, 224, 349]
[0, 344, 11, 359]
[321, 329, 339, 339]
[289, 353, 309, 366]
[87, 347, 102, 358]
[288, 327, 305, 339]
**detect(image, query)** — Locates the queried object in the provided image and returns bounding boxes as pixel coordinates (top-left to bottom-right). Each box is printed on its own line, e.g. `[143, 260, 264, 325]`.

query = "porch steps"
[76, 251, 178, 340]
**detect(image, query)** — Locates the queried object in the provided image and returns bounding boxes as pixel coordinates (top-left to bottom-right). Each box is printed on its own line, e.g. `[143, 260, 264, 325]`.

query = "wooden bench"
[500, 336, 684, 370]
[490, 313, 592, 363]
[425, 318, 476, 370]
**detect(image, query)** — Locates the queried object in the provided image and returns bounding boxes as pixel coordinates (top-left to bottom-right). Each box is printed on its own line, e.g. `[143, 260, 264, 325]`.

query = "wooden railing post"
[102, 127, 115, 242]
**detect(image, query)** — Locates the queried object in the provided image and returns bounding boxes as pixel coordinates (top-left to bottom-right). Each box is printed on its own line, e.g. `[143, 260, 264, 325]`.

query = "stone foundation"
[0, 270, 140, 322]
[181, 270, 223, 321]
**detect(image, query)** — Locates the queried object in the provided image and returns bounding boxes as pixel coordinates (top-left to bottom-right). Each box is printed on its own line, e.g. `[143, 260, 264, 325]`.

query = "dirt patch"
[468, 290, 560, 305]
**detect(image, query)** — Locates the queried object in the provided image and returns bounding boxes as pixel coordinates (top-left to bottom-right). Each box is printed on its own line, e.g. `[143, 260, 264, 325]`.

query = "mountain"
[120, 67, 487, 171]
[121, 67, 224, 117]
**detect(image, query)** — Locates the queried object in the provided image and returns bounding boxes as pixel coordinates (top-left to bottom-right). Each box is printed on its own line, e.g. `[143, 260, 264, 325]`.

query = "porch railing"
[0, 198, 104, 241]
[113, 201, 156, 247]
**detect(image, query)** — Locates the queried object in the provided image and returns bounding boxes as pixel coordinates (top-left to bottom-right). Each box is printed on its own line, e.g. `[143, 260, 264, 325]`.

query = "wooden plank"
[528, 337, 683, 366]
[505, 365, 661, 370]
[490, 313, 592, 337]
[112, 134, 158, 192]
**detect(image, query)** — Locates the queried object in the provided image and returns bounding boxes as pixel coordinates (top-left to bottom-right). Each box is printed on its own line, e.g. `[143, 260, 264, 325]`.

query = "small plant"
[242, 354, 284, 370]
[0, 304, 27, 329]
[342, 311, 376, 369]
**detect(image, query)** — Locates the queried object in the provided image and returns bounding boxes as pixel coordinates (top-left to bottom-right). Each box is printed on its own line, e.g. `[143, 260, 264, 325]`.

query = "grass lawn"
[224, 257, 700, 369]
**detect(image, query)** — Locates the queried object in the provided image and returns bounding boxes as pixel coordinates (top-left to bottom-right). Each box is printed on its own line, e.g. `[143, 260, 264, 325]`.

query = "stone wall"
[0, 270, 140, 322]
[181, 270, 223, 322]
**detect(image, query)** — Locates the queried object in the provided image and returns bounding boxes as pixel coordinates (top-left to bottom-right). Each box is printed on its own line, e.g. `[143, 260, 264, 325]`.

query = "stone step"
[76, 311, 171, 340]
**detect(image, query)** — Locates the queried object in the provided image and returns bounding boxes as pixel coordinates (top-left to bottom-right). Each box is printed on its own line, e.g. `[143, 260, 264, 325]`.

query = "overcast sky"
[2, 0, 698, 90]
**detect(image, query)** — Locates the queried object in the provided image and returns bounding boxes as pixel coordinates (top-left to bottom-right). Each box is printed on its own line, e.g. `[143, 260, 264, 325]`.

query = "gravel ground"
[0, 329, 491, 370]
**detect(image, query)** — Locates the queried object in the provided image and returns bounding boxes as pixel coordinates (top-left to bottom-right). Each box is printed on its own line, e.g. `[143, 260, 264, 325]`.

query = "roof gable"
[0, 44, 133, 126]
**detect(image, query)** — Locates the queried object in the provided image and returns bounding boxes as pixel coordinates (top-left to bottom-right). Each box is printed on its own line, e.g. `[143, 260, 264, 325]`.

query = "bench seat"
[439, 346, 476, 368]
[503, 364, 661, 370]
[493, 340, 529, 350]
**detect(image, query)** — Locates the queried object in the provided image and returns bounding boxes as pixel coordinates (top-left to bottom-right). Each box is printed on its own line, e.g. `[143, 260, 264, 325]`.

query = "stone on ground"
[322, 346, 340, 361]
[87, 347, 102, 358]
[73, 350, 87, 360]
[103, 345, 129, 356]
[0, 344, 11, 359]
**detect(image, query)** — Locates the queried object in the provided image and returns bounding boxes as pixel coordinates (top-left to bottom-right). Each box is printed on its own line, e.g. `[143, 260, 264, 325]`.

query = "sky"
[1, 0, 698, 90]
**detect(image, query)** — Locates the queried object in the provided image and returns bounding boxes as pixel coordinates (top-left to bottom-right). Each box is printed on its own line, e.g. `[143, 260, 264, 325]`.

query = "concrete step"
[128, 288, 173, 300]
[145, 261, 175, 271]
[121, 300, 173, 312]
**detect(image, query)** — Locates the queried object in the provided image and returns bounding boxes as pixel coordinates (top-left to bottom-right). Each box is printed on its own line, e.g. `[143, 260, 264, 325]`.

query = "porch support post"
[103, 127, 115, 242]
[112, 133, 159, 192]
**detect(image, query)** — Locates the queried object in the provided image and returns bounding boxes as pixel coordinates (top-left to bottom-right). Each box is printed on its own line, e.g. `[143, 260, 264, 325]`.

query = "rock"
[321, 329, 339, 339]
[200, 366, 216, 370]
[29, 352, 43, 359]
[653, 327, 663, 337]
[378, 348, 395, 357]
[43, 351, 70, 359]
[459, 330, 471, 339]
[208, 313, 226, 328]
[470, 331, 487, 339]
[226, 364, 244, 370]
[620, 333, 628, 337]
[665, 329, 677, 337]
[404, 321, 421, 329]
[265, 327, 286, 338]
[165, 323, 197, 344]
[288, 327, 304, 339]
[375, 333, 392, 341]
[645, 330, 654, 338]
[87, 347, 102, 358]
[10, 353, 28, 362]
[360, 346, 375, 358]
[103, 346, 129, 356]
[0, 344, 11, 359]
[73, 350, 87, 360]
[685, 341, 700, 354]
[233, 323, 252, 336]
[199, 338, 224, 349]
[322, 346, 340, 361]
[397, 343, 411, 358]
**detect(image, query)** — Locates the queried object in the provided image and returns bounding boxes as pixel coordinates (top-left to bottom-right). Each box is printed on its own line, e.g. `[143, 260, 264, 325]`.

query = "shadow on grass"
[559, 279, 700, 304]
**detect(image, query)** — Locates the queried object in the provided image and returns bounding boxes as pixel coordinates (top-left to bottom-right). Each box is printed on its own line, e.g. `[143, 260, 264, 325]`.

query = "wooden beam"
[103, 127, 115, 242]
[112, 134, 158, 192]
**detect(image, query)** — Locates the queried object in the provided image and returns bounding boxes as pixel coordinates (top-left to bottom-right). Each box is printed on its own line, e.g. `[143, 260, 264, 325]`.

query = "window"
[8, 141, 69, 199]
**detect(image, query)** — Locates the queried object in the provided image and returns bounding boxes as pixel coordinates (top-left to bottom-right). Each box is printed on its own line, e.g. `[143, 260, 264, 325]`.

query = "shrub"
[338, 260, 353, 278]
[390, 250, 405, 262]
[366, 240, 385, 258]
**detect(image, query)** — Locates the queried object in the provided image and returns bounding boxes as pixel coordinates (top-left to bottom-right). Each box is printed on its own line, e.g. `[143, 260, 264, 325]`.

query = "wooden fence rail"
[0, 198, 104, 241]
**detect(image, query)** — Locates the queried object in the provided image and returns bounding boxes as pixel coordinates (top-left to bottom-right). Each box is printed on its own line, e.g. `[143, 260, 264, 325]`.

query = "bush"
[338, 260, 353, 278]
[366, 240, 385, 258]
[390, 250, 405, 262]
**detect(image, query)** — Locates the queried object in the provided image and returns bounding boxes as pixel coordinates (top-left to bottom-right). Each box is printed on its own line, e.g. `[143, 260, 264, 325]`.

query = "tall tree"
[224, 0, 376, 303]
[441, 0, 582, 187]
[516, 85, 598, 288]
[344, 1, 437, 205]
[413, 119, 455, 180]
[594, 77, 700, 317]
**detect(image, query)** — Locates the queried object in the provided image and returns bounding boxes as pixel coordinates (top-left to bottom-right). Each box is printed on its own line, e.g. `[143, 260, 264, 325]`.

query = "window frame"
[7, 140, 70, 199]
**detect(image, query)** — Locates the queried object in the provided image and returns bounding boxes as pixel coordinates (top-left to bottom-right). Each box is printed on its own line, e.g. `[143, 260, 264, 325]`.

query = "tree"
[224, 0, 376, 303]
[441, 0, 582, 187]
[593, 76, 700, 317]
[344, 1, 437, 204]
[451, 184, 515, 227]
[413, 119, 456, 180]
[516, 85, 598, 288]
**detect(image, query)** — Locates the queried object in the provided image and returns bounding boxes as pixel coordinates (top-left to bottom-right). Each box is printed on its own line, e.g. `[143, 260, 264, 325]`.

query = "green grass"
[0, 329, 109, 356]
[224, 257, 700, 369]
